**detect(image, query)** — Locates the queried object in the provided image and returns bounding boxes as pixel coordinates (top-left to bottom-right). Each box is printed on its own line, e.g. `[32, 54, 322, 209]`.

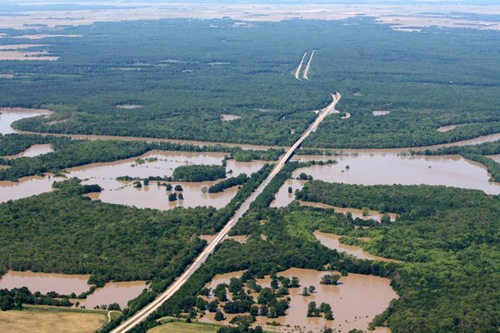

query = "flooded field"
[0, 107, 52, 134]
[0, 271, 147, 309]
[79, 281, 147, 309]
[314, 231, 401, 263]
[298, 201, 398, 222]
[372, 111, 390, 116]
[0, 149, 268, 210]
[202, 268, 397, 333]
[292, 153, 500, 195]
[0, 175, 60, 203]
[270, 179, 306, 208]
[116, 104, 143, 109]
[3, 144, 53, 159]
[437, 125, 459, 132]
[221, 114, 242, 121]
[489, 154, 500, 164]
[0, 271, 90, 295]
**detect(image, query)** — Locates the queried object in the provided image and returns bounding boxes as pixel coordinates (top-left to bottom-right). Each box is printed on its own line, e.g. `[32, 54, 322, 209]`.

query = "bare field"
[0, 309, 106, 333]
[0, 2, 498, 31]
[149, 321, 219, 333]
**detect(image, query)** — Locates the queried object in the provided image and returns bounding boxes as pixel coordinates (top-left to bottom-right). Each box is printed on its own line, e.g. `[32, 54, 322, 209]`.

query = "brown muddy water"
[0, 271, 147, 309]
[0, 150, 268, 210]
[489, 154, 500, 163]
[0, 108, 52, 134]
[437, 125, 459, 132]
[372, 111, 390, 116]
[298, 201, 398, 222]
[79, 281, 147, 309]
[313, 231, 401, 263]
[292, 153, 500, 195]
[221, 114, 242, 121]
[0, 175, 61, 203]
[201, 268, 397, 333]
[0, 271, 90, 295]
[116, 104, 143, 109]
[71, 151, 268, 210]
[3, 144, 53, 159]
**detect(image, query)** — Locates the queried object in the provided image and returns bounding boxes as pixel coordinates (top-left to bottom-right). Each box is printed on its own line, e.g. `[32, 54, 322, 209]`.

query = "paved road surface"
[294, 51, 308, 80]
[110, 92, 341, 333]
[303, 50, 315, 80]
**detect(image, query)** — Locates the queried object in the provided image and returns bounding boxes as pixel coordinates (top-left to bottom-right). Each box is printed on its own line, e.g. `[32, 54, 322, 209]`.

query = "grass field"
[149, 321, 220, 333]
[0, 307, 106, 333]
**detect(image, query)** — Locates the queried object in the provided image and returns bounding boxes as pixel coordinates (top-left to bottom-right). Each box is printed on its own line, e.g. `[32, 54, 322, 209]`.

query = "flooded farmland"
[2, 144, 53, 159]
[0, 150, 269, 210]
[0, 271, 90, 295]
[201, 268, 398, 333]
[79, 281, 147, 309]
[0, 108, 52, 134]
[292, 153, 500, 195]
[314, 231, 401, 263]
[0, 271, 147, 309]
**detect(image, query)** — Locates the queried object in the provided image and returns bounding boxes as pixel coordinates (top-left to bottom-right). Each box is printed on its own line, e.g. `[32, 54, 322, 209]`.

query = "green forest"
[0, 13, 499, 333]
[0, 18, 498, 148]
[125, 181, 499, 333]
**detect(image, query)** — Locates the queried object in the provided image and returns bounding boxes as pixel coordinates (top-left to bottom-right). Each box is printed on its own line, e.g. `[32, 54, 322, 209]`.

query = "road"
[294, 52, 307, 80]
[303, 50, 315, 80]
[110, 92, 341, 333]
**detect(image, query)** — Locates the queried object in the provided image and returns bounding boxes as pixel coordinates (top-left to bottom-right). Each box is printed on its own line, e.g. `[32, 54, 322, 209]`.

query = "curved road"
[110, 92, 341, 333]
[294, 52, 308, 80]
[303, 50, 315, 80]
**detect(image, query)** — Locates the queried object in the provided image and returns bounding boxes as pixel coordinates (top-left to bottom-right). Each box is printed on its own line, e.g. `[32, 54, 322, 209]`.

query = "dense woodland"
[123, 180, 499, 333]
[0, 15, 499, 333]
[0, 18, 498, 148]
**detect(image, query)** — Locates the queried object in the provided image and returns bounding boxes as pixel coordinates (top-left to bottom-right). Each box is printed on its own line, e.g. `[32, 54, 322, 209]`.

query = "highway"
[294, 52, 307, 80]
[303, 50, 315, 80]
[110, 92, 341, 333]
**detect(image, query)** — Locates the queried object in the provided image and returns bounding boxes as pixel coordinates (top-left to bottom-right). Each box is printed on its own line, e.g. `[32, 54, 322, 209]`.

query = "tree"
[320, 274, 341, 285]
[214, 310, 225, 321]
[168, 193, 177, 201]
[174, 185, 183, 191]
[301, 287, 310, 296]
[308, 285, 316, 293]
[307, 301, 319, 317]
[178, 193, 184, 200]
[288, 186, 293, 193]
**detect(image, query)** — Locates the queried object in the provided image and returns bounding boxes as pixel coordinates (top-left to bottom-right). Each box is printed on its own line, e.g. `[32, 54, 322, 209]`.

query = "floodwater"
[292, 153, 500, 195]
[0, 108, 52, 134]
[116, 104, 143, 109]
[270, 179, 306, 208]
[372, 111, 390, 116]
[313, 231, 401, 263]
[0, 175, 59, 203]
[0, 150, 268, 209]
[0, 271, 90, 295]
[201, 268, 397, 333]
[437, 125, 459, 132]
[3, 144, 53, 159]
[298, 201, 398, 222]
[69, 151, 267, 210]
[489, 154, 500, 163]
[221, 114, 242, 121]
[79, 281, 147, 309]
